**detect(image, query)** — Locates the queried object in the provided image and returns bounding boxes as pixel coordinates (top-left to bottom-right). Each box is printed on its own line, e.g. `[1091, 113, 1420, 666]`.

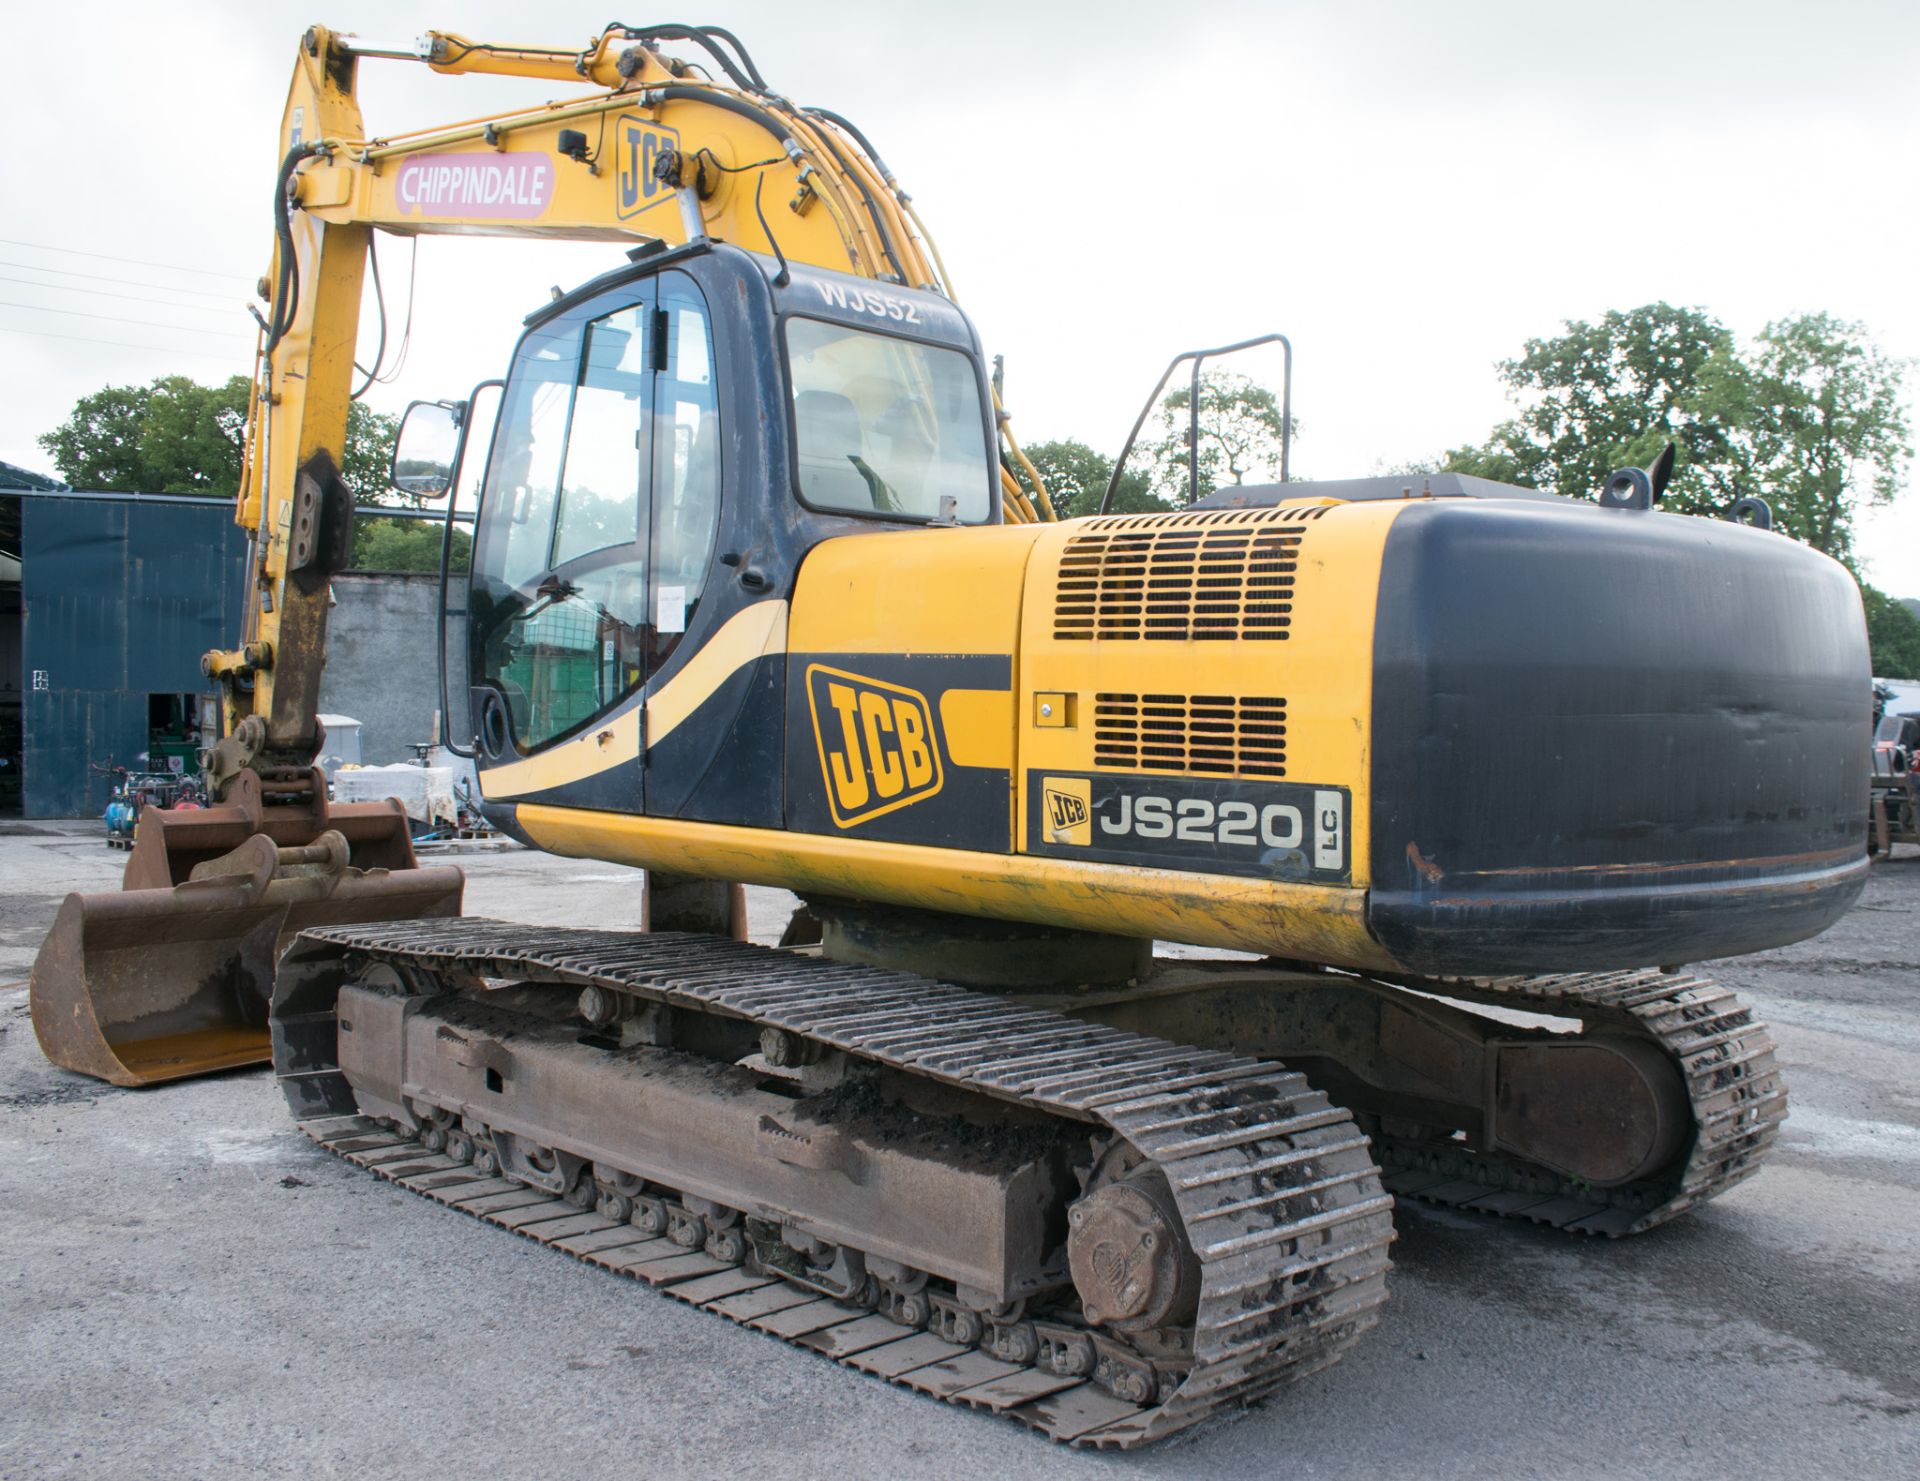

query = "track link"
[275, 919, 1396, 1448]
[1371, 968, 1787, 1236]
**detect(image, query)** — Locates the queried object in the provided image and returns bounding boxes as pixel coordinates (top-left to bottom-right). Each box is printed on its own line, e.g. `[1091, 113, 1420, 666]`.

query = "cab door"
[467, 280, 661, 811]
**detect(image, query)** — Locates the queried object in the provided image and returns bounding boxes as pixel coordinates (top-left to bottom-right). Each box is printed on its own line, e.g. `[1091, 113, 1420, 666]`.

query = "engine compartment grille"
[1094, 693, 1288, 778]
[1053, 509, 1320, 643]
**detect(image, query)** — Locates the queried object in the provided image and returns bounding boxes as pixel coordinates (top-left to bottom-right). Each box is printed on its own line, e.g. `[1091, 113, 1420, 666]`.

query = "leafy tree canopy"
[1443, 304, 1738, 512]
[40, 375, 247, 495]
[1442, 304, 1912, 565]
[1863, 584, 1920, 680]
[1016, 439, 1166, 518]
[39, 374, 401, 503]
[1695, 312, 1912, 564]
[351, 514, 470, 574]
[1146, 370, 1294, 506]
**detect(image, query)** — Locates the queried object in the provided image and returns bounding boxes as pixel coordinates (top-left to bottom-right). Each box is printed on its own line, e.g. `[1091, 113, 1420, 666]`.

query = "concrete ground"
[1, 820, 1915, 1480]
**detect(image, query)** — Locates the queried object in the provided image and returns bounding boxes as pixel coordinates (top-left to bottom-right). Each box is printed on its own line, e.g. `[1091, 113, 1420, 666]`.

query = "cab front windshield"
[786, 317, 991, 523]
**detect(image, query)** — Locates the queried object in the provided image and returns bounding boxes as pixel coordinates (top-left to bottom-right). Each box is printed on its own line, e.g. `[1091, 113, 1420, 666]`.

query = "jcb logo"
[1041, 777, 1091, 847]
[806, 665, 944, 827]
[616, 115, 681, 220]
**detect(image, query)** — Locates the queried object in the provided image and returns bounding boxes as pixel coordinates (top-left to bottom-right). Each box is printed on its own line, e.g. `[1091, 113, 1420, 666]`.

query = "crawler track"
[1371, 968, 1787, 1235]
[275, 919, 1396, 1449]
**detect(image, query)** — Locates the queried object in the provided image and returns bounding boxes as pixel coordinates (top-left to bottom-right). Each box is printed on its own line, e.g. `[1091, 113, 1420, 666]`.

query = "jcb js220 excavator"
[30, 24, 1870, 1447]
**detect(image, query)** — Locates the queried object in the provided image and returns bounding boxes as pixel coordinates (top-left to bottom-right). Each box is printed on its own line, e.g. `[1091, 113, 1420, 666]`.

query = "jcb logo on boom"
[806, 665, 944, 827]
[615, 116, 681, 220]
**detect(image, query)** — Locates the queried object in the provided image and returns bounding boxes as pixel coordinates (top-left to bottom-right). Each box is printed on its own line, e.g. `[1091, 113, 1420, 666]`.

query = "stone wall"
[319, 572, 456, 765]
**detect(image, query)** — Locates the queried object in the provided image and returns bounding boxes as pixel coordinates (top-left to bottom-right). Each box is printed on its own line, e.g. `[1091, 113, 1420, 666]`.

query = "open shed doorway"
[146, 692, 203, 776]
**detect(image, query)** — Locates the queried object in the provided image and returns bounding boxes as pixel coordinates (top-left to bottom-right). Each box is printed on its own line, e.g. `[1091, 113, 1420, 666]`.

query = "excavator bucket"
[30, 775, 463, 1087]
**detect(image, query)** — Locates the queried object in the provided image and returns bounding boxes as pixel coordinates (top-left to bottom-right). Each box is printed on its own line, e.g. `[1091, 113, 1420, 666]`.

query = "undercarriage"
[272, 915, 1782, 1447]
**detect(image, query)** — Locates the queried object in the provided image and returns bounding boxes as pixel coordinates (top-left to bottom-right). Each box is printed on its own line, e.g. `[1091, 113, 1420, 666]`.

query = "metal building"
[0, 486, 248, 817]
[1, 474, 464, 818]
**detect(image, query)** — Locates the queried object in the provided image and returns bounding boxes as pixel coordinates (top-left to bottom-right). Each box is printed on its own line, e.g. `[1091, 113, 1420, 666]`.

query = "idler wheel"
[1066, 1170, 1198, 1332]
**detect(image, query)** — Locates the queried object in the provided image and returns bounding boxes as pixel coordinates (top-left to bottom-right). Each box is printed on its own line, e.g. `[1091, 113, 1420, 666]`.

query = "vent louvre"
[1053, 511, 1315, 642]
[1093, 693, 1288, 778]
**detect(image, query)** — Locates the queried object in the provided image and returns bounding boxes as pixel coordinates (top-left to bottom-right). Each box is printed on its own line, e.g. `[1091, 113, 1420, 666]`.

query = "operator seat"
[794, 390, 875, 510]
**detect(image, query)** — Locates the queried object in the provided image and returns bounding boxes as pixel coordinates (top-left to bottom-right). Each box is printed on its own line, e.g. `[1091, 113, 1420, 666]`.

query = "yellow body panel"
[939, 690, 1016, 769]
[517, 804, 1395, 971]
[786, 524, 1046, 656]
[789, 524, 1045, 844]
[1015, 502, 1401, 890]
[499, 504, 1403, 966]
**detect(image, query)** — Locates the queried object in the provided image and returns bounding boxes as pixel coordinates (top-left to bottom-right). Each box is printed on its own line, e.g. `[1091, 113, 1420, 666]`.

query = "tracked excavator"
[30, 24, 1871, 1446]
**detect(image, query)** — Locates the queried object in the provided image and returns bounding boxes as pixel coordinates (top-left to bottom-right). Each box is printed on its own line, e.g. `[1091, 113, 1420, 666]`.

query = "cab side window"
[553, 308, 649, 567]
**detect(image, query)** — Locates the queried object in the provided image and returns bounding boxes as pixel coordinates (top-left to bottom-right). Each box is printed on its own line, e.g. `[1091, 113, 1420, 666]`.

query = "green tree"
[133, 376, 251, 493]
[1017, 439, 1167, 518]
[39, 374, 400, 501]
[36, 382, 152, 491]
[351, 515, 471, 573]
[1441, 304, 1741, 511]
[344, 405, 404, 504]
[40, 376, 248, 493]
[1443, 304, 1912, 565]
[1862, 584, 1920, 680]
[1695, 313, 1912, 563]
[1145, 371, 1293, 506]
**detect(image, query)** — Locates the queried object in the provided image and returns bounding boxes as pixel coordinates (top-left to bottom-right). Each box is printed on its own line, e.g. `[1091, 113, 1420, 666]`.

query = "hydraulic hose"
[800, 121, 907, 283]
[612, 24, 768, 92]
[647, 85, 794, 146]
[264, 143, 322, 356]
[804, 108, 897, 185]
[691, 25, 768, 89]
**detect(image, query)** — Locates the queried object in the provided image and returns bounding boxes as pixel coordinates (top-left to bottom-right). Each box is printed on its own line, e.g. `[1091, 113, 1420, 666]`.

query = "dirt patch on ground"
[0, 1078, 103, 1110]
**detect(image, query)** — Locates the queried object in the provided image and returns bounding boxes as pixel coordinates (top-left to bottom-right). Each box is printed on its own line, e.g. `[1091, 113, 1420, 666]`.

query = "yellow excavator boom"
[34, 22, 1049, 1086]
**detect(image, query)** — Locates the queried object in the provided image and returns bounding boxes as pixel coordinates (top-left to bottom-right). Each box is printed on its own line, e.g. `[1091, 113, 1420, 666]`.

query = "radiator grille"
[1053, 508, 1319, 642]
[1093, 693, 1288, 778]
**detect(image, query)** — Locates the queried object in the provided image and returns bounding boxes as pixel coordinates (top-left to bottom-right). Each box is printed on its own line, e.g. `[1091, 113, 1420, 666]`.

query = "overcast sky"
[2, 0, 1915, 591]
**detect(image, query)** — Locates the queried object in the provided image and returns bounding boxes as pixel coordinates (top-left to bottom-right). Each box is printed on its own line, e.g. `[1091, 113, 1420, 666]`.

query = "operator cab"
[428, 244, 998, 829]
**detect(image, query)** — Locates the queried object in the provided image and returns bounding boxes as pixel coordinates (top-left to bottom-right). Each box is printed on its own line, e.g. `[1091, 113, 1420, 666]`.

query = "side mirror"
[391, 399, 464, 499]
